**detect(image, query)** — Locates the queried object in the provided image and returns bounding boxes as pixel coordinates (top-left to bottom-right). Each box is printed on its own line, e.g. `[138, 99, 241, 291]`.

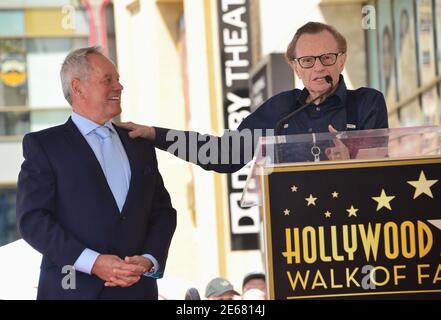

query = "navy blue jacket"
[16, 118, 176, 300]
[154, 76, 388, 172]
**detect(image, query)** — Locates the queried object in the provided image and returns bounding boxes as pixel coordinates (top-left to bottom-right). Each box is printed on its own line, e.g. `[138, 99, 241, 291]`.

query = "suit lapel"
[114, 124, 141, 216]
[63, 117, 120, 212]
[62, 118, 147, 216]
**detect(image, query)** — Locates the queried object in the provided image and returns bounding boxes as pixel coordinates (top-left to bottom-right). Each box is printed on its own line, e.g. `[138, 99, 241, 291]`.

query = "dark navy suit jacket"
[16, 118, 177, 300]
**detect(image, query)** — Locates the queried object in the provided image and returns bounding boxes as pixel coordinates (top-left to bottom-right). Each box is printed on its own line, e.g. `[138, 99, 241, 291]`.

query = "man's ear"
[71, 78, 82, 97]
[338, 53, 347, 73]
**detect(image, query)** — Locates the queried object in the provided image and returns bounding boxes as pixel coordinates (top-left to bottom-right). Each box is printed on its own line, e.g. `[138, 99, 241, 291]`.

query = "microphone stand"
[274, 76, 333, 164]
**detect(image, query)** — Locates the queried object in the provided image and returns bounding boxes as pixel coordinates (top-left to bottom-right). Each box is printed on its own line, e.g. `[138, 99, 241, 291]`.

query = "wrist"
[91, 254, 102, 275]
[149, 127, 156, 140]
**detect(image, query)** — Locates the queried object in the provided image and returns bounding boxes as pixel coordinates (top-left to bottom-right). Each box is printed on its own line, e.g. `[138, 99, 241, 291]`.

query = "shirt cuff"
[142, 254, 161, 278]
[73, 248, 100, 275]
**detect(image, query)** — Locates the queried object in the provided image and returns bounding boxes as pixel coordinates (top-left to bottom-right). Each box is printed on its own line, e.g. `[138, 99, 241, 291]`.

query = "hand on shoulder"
[118, 121, 156, 140]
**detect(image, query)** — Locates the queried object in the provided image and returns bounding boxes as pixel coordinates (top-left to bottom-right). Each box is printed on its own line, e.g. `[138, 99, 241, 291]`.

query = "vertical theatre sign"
[217, 0, 259, 250]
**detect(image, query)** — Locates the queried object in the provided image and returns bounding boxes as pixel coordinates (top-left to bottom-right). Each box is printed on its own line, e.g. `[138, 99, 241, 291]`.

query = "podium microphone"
[275, 75, 333, 137]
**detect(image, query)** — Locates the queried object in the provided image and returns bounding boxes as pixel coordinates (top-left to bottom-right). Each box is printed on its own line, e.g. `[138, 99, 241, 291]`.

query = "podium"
[241, 126, 441, 299]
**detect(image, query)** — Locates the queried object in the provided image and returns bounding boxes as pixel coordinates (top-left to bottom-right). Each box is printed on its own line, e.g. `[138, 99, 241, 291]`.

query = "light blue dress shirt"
[71, 112, 159, 277]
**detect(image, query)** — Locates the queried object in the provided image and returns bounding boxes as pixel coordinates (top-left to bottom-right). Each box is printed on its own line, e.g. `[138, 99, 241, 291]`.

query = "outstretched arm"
[119, 122, 259, 173]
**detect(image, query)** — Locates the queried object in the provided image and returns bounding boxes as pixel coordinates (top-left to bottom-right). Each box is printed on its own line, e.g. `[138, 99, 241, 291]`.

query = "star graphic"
[305, 194, 317, 206]
[407, 170, 438, 199]
[324, 211, 332, 218]
[427, 219, 441, 231]
[372, 189, 395, 211]
[291, 185, 298, 192]
[283, 209, 290, 216]
[346, 205, 358, 217]
[332, 191, 339, 198]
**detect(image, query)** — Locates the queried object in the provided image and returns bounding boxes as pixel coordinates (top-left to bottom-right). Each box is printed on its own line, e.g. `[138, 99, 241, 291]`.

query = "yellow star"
[324, 211, 332, 218]
[407, 171, 438, 199]
[283, 209, 290, 216]
[372, 189, 395, 211]
[346, 205, 358, 217]
[305, 194, 317, 206]
[332, 191, 339, 198]
[291, 185, 298, 192]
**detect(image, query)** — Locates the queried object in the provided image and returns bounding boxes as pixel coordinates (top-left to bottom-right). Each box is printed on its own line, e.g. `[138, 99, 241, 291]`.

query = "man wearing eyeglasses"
[120, 21, 388, 172]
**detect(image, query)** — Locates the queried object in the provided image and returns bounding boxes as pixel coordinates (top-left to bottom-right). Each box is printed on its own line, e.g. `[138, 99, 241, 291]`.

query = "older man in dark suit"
[16, 46, 176, 300]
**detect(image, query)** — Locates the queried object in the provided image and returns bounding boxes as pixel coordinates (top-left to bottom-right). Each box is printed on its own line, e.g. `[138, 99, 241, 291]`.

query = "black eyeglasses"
[291, 53, 344, 69]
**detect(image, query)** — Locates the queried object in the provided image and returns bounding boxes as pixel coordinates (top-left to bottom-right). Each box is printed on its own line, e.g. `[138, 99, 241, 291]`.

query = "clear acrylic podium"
[241, 126, 441, 299]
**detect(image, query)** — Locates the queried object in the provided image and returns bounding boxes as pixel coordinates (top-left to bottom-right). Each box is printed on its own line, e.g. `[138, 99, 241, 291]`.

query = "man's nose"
[313, 57, 325, 71]
[115, 81, 124, 91]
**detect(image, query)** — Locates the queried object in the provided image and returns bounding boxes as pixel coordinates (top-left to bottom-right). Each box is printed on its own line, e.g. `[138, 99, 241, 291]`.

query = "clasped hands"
[91, 254, 153, 288]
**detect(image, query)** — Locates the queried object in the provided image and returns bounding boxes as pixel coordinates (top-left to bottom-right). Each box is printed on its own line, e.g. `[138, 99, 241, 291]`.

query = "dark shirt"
[154, 75, 388, 173]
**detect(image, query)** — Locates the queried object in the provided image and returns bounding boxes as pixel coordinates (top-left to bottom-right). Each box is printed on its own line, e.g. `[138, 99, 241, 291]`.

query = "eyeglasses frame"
[290, 52, 345, 69]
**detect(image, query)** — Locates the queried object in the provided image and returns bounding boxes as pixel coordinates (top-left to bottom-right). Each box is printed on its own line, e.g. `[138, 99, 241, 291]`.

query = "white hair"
[60, 46, 103, 105]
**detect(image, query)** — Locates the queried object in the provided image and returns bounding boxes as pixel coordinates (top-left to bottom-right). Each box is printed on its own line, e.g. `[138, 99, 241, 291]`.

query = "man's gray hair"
[60, 46, 103, 105]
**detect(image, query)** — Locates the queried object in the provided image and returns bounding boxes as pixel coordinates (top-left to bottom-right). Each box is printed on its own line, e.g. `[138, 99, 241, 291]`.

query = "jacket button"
[120, 216, 126, 220]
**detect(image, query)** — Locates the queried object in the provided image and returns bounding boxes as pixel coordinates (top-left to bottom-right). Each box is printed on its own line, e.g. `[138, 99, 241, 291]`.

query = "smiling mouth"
[313, 76, 328, 81]
[109, 96, 120, 101]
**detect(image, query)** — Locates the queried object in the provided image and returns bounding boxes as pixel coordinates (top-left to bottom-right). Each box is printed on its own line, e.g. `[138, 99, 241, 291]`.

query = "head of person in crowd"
[242, 288, 267, 300]
[242, 271, 267, 299]
[285, 21, 347, 103]
[205, 277, 240, 300]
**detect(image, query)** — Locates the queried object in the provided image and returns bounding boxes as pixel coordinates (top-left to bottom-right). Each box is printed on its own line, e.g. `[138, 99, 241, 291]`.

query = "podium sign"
[241, 126, 441, 299]
[264, 158, 441, 299]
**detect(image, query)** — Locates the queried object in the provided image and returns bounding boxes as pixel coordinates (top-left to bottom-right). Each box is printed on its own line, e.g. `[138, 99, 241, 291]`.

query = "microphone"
[275, 75, 333, 137]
